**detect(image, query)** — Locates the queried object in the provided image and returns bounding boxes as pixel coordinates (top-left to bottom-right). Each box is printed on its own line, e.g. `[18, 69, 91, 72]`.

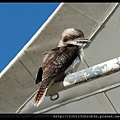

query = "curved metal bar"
[50, 93, 59, 101]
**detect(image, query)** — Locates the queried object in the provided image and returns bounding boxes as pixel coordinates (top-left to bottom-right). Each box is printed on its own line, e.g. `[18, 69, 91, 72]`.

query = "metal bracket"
[50, 93, 59, 101]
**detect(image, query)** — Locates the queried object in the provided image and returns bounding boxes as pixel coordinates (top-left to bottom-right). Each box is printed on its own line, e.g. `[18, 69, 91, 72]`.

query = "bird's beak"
[66, 38, 91, 46]
[75, 38, 91, 43]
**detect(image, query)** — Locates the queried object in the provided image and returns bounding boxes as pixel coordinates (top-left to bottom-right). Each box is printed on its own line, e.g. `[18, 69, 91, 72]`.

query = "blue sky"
[0, 2, 60, 73]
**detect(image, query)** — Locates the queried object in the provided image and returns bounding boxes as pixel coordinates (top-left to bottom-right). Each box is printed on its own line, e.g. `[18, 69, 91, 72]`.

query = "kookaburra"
[33, 28, 91, 107]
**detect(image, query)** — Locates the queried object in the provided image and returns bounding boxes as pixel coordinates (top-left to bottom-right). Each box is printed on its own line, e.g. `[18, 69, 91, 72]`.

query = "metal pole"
[46, 57, 120, 96]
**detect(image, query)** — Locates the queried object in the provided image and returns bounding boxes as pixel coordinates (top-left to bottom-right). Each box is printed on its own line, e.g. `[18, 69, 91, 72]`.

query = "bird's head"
[58, 28, 91, 47]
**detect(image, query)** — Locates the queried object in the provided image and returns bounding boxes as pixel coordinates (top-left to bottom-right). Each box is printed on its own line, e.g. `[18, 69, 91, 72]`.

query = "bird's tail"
[33, 81, 48, 107]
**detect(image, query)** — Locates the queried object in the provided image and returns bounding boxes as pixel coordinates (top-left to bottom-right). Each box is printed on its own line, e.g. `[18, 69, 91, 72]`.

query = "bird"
[33, 28, 91, 107]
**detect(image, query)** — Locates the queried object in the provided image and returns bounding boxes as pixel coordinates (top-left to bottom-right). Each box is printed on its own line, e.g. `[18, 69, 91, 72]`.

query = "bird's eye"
[71, 35, 77, 39]
[63, 36, 68, 42]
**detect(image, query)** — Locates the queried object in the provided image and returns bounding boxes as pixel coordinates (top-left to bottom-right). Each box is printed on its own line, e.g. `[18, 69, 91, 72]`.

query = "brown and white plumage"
[33, 28, 91, 107]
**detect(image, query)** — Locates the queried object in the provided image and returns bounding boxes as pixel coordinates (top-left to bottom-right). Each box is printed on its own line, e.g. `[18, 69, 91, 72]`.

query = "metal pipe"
[46, 57, 120, 96]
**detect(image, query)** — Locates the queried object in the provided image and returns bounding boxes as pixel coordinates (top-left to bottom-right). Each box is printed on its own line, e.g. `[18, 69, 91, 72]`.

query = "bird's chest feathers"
[55, 46, 84, 68]
[65, 48, 84, 73]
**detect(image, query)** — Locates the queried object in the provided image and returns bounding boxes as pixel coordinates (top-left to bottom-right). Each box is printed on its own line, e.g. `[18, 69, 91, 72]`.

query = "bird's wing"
[35, 67, 43, 84]
[35, 50, 58, 84]
[35, 45, 79, 85]
[35, 52, 52, 84]
[42, 44, 79, 84]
